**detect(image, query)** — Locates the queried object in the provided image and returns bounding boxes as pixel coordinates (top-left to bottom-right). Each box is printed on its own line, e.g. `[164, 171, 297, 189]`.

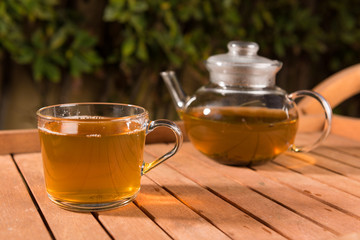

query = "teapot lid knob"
[228, 41, 259, 56]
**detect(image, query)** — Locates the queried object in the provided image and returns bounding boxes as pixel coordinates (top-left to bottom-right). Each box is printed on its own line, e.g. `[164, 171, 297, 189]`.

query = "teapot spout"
[161, 71, 188, 112]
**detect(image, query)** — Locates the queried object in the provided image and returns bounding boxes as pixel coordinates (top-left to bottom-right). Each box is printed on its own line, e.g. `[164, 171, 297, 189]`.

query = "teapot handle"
[288, 90, 332, 152]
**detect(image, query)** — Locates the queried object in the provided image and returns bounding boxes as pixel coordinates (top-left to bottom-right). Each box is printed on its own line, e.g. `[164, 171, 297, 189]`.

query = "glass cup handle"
[288, 90, 332, 152]
[141, 120, 183, 175]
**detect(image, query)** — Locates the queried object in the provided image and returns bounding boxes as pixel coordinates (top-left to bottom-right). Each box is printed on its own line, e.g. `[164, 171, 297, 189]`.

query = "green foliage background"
[0, 0, 359, 122]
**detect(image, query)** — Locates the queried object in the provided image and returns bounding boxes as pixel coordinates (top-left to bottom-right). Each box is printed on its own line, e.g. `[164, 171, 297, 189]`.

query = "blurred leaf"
[103, 7, 119, 21]
[122, 37, 136, 58]
[33, 57, 46, 82]
[50, 27, 68, 50]
[82, 50, 103, 65]
[70, 55, 91, 77]
[130, 15, 146, 33]
[103, 0, 126, 21]
[44, 62, 61, 82]
[129, 0, 148, 12]
[72, 31, 97, 49]
[274, 40, 285, 57]
[167, 51, 182, 67]
[14, 46, 34, 64]
[136, 40, 148, 61]
[164, 11, 179, 37]
[31, 30, 46, 49]
[262, 9, 274, 26]
[51, 52, 66, 66]
[251, 13, 263, 31]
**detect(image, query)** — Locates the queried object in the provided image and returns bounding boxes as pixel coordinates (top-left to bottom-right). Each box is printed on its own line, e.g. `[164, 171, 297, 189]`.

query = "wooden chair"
[298, 64, 360, 142]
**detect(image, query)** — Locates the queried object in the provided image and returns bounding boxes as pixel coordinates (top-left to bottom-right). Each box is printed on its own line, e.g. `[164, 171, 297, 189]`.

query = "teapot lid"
[206, 41, 282, 87]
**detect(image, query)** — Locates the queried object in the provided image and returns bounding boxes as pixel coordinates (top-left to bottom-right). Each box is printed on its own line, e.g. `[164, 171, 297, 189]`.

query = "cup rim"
[36, 102, 149, 122]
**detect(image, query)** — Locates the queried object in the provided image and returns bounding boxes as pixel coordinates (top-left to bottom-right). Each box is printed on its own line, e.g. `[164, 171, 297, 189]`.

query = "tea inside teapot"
[182, 106, 298, 165]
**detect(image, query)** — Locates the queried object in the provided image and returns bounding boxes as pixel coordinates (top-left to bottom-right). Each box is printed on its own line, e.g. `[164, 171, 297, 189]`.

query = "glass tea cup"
[37, 103, 183, 212]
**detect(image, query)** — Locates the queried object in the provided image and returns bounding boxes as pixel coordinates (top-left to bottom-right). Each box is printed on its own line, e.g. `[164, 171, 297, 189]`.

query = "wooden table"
[1, 128, 360, 240]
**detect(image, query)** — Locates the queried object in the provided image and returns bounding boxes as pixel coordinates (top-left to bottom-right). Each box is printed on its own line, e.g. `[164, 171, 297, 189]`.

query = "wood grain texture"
[135, 176, 230, 240]
[98, 203, 171, 240]
[143, 152, 286, 240]
[255, 162, 360, 219]
[313, 146, 360, 168]
[287, 151, 360, 182]
[146, 143, 338, 240]
[0, 155, 51, 240]
[189, 155, 360, 235]
[274, 154, 360, 198]
[0, 129, 40, 155]
[13, 153, 110, 240]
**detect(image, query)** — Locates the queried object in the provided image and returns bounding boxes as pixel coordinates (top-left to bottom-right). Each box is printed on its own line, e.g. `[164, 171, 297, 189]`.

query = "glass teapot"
[161, 41, 332, 166]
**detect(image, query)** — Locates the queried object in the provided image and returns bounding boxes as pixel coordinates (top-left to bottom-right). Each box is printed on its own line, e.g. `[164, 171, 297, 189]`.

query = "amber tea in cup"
[37, 103, 182, 212]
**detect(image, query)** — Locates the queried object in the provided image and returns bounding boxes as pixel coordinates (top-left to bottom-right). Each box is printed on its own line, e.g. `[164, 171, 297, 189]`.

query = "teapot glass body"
[180, 84, 299, 166]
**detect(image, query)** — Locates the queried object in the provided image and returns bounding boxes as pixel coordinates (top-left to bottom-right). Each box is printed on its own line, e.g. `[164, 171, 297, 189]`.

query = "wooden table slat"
[255, 161, 360, 219]
[274, 154, 360, 198]
[320, 134, 360, 157]
[143, 152, 286, 240]
[287, 151, 360, 182]
[13, 153, 111, 240]
[0, 129, 40, 155]
[134, 176, 231, 240]
[0, 155, 51, 240]
[313, 146, 360, 168]
[146, 144, 338, 240]
[177, 146, 360, 236]
[98, 203, 171, 240]
[175, 144, 360, 236]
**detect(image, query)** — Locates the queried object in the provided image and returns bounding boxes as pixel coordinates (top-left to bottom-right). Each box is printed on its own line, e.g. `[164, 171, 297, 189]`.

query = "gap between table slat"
[97, 201, 172, 240]
[13, 153, 111, 240]
[321, 134, 360, 157]
[10, 154, 56, 240]
[312, 146, 360, 169]
[180, 143, 360, 236]
[132, 174, 231, 240]
[254, 161, 360, 220]
[143, 151, 286, 240]
[285, 151, 360, 183]
[274, 154, 360, 199]
[146, 143, 338, 240]
[0, 154, 51, 240]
